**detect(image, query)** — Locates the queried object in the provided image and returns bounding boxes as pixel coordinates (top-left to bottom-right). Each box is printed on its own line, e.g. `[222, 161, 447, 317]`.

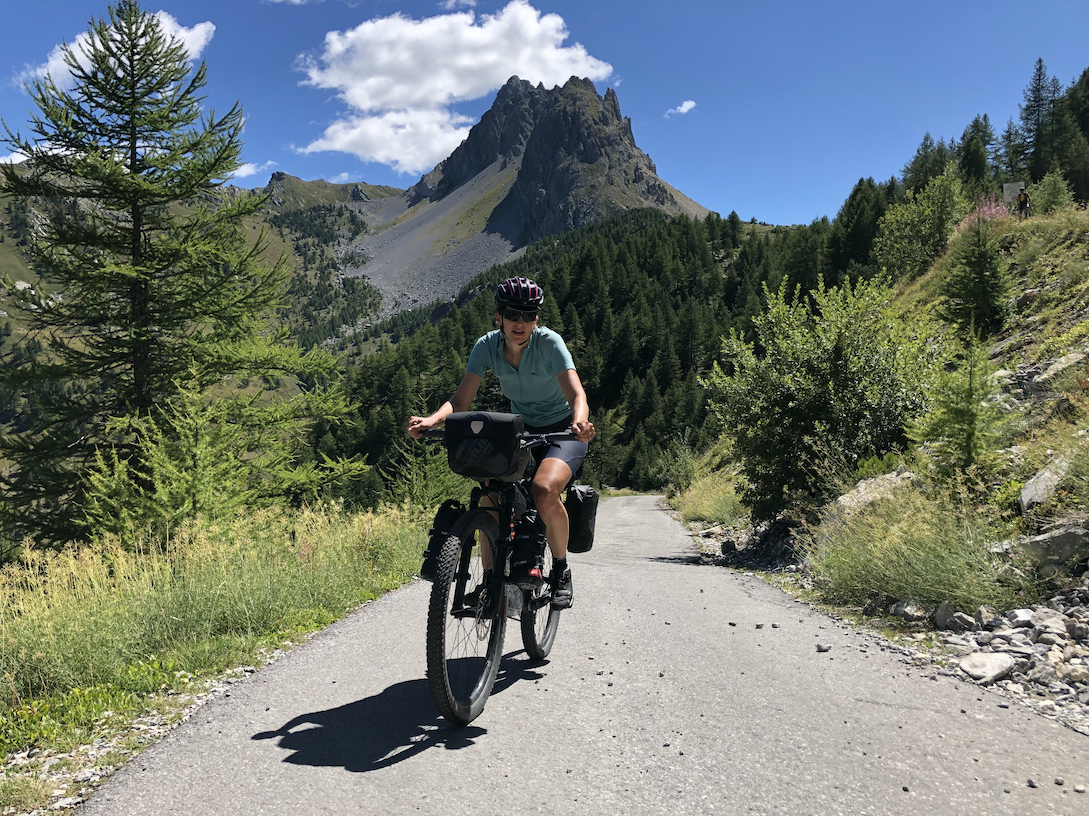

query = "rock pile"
[872, 573, 1089, 737]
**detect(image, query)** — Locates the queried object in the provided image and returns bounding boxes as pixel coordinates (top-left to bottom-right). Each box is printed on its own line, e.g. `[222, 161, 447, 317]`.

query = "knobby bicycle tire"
[520, 547, 561, 660]
[425, 507, 506, 725]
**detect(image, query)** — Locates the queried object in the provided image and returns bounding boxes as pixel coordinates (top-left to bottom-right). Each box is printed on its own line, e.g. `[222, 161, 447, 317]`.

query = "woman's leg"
[532, 458, 573, 558]
[476, 490, 501, 570]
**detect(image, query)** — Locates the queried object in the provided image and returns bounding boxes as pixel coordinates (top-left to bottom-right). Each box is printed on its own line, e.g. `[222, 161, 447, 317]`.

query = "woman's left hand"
[571, 419, 596, 443]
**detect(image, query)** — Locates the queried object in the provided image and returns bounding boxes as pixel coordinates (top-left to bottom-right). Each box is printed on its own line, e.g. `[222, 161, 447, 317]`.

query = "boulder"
[890, 600, 931, 622]
[975, 605, 1001, 629]
[1035, 352, 1085, 385]
[1018, 459, 1071, 514]
[1007, 608, 1035, 628]
[935, 600, 957, 630]
[960, 653, 1015, 684]
[952, 612, 979, 632]
[1017, 526, 1089, 576]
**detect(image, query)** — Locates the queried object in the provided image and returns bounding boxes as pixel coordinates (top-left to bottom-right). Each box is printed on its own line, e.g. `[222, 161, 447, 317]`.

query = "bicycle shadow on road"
[251, 653, 546, 773]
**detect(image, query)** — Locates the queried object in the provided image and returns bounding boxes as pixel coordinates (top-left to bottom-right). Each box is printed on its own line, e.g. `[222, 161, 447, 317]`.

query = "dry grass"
[0, 503, 425, 756]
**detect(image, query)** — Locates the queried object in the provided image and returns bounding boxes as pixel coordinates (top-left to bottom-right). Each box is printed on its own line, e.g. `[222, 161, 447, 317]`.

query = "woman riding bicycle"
[406, 276, 595, 609]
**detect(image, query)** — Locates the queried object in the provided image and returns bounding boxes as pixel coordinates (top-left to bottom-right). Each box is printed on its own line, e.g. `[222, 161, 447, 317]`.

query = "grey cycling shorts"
[526, 415, 588, 477]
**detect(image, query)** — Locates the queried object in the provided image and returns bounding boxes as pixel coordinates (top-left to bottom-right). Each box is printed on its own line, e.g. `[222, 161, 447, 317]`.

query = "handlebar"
[422, 428, 580, 448]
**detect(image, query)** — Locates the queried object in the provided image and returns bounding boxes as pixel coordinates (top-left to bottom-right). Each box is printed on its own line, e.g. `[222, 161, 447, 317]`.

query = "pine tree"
[996, 117, 1028, 184]
[939, 214, 1009, 337]
[0, 0, 360, 545]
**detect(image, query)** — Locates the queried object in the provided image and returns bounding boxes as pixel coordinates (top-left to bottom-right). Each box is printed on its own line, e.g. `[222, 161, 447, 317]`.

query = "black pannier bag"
[564, 485, 599, 553]
[420, 498, 465, 581]
[444, 412, 528, 481]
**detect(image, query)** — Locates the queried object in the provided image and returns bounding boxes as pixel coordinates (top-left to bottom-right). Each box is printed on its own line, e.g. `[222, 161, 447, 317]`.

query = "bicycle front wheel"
[426, 507, 506, 726]
[520, 547, 561, 661]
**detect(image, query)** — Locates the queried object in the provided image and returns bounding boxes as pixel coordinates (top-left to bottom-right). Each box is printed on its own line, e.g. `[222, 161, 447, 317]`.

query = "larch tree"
[0, 0, 362, 545]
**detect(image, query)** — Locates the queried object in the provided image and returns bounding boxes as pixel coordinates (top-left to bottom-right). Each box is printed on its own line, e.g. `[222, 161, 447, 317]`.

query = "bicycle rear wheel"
[520, 547, 561, 660]
[426, 508, 506, 725]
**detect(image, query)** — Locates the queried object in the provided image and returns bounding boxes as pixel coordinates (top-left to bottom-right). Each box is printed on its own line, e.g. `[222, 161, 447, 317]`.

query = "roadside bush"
[704, 276, 945, 519]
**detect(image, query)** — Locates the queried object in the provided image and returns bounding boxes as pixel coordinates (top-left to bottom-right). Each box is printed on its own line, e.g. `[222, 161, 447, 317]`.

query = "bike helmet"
[495, 276, 544, 311]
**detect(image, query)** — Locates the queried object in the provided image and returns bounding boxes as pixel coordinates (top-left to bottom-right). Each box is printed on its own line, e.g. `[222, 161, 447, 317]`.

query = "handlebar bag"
[565, 485, 599, 553]
[444, 412, 528, 480]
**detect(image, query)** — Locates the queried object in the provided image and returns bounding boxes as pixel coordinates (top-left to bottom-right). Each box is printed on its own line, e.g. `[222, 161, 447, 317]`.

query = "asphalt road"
[81, 495, 1089, 816]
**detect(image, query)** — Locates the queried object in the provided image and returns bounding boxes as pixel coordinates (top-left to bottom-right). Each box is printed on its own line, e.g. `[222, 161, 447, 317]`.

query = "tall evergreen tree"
[827, 177, 889, 279]
[995, 117, 1028, 184]
[0, 0, 357, 545]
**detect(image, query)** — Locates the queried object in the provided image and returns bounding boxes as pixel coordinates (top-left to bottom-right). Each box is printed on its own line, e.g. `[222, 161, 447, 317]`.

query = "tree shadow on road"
[251, 652, 546, 772]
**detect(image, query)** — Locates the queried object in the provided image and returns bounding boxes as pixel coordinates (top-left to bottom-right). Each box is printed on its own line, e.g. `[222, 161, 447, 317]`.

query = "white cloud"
[300, 109, 475, 175]
[329, 172, 354, 184]
[297, 0, 612, 175]
[440, 0, 477, 8]
[0, 152, 28, 164]
[233, 160, 278, 179]
[17, 11, 214, 89]
[665, 100, 696, 118]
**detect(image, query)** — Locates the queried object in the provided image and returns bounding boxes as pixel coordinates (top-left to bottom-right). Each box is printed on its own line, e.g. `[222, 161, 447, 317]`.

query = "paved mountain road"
[81, 495, 1087, 815]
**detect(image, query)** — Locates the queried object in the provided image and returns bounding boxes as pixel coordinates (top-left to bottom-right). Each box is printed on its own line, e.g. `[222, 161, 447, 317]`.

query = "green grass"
[799, 481, 1025, 610]
[0, 502, 426, 757]
[670, 470, 745, 525]
[0, 775, 51, 813]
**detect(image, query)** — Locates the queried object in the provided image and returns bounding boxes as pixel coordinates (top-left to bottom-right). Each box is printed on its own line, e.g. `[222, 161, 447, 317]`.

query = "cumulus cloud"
[0, 152, 28, 165]
[17, 11, 214, 89]
[233, 160, 278, 179]
[665, 100, 696, 118]
[440, 0, 477, 8]
[297, 0, 612, 175]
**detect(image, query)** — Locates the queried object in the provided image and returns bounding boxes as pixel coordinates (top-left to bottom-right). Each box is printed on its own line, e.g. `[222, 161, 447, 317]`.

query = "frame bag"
[565, 485, 599, 554]
[444, 412, 528, 481]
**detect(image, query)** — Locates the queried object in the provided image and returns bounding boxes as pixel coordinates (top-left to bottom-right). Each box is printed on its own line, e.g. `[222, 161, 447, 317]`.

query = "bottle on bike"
[407, 276, 595, 609]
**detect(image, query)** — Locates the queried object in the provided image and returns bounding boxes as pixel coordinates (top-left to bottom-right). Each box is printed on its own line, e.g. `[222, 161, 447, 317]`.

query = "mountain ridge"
[341, 76, 708, 315]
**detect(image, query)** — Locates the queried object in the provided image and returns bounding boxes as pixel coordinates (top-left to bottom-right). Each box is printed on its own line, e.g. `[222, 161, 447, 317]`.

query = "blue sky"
[1, 0, 1087, 226]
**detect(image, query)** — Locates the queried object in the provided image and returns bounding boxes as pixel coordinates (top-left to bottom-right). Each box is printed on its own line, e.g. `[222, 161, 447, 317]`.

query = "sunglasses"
[502, 309, 538, 322]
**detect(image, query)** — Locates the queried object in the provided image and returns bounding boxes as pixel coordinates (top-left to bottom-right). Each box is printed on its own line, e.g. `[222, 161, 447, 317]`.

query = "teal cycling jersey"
[466, 326, 576, 427]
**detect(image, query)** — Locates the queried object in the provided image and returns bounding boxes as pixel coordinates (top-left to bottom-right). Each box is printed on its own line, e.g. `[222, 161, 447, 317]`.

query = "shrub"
[872, 163, 971, 280]
[705, 277, 945, 519]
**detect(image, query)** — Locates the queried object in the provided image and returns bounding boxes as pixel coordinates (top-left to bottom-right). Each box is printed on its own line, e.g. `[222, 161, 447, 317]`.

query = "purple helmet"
[495, 276, 544, 310]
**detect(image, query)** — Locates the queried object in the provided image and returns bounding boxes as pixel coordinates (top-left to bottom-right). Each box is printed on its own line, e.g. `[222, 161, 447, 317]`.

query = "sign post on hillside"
[1003, 182, 1026, 203]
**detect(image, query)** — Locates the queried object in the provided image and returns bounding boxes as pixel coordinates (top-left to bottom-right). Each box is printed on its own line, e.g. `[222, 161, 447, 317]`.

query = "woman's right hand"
[406, 415, 436, 440]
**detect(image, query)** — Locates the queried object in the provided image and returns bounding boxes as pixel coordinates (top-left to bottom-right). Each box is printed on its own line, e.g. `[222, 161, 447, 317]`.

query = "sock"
[553, 557, 568, 576]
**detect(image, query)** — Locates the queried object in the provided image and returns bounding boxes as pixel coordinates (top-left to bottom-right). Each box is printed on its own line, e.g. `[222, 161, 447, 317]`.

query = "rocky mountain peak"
[405, 76, 698, 245]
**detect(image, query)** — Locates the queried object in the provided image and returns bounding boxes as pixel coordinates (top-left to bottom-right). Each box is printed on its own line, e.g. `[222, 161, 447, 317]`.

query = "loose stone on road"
[81, 495, 1087, 815]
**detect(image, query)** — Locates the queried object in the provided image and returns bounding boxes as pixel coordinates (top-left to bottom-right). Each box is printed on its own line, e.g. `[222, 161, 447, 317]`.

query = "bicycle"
[420, 411, 580, 726]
